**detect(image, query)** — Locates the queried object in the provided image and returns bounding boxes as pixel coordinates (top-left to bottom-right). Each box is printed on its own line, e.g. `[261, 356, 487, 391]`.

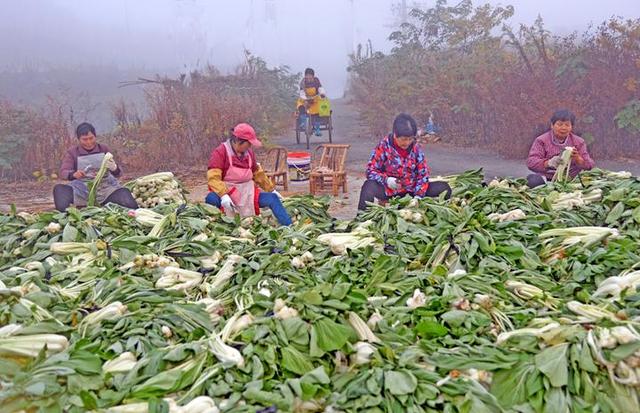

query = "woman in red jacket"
[205, 123, 292, 226]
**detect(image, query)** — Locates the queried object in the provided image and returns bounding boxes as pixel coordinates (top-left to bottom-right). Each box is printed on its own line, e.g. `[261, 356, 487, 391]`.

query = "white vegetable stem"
[348, 312, 381, 343]
[0, 333, 69, 357]
[593, 270, 640, 299]
[407, 289, 427, 309]
[205, 255, 243, 296]
[103, 352, 138, 373]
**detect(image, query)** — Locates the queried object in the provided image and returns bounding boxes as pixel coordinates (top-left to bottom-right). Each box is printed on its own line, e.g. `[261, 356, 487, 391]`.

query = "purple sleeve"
[60, 149, 76, 181]
[526, 137, 548, 173]
[575, 139, 595, 170]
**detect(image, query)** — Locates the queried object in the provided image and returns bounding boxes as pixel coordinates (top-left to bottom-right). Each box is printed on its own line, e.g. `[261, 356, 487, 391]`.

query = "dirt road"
[2, 97, 639, 218]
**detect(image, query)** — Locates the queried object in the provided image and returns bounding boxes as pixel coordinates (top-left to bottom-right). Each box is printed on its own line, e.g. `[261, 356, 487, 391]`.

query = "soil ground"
[2, 98, 639, 219]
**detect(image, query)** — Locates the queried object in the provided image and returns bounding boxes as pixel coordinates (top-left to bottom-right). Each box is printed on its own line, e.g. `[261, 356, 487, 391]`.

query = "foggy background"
[1, 0, 638, 129]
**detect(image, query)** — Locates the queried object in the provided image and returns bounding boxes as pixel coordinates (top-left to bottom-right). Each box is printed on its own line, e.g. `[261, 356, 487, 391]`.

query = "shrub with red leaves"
[348, 1, 640, 160]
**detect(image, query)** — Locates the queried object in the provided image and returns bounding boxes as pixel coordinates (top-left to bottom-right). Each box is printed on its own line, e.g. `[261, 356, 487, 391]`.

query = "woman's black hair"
[228, 128, 239, 144]
[304, 68, 315, 76]
[76, 122, 96, 138]
[392, 113, 418, 137]
[550, 109, 576, 126]
[228, 130, 247, 145]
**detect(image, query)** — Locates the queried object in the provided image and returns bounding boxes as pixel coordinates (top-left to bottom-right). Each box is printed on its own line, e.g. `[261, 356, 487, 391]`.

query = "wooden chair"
[257, 146, 289, 191]
[309, 144, 350, 196]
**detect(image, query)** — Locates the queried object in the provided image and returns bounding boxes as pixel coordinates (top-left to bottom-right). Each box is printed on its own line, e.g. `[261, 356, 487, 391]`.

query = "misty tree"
[389, 0, 514, 53]
[348, 0, 640, 157]
[387, 0, 430, 31]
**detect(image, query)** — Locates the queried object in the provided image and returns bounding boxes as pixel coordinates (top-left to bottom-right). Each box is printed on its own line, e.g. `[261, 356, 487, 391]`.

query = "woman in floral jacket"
[357, 113, 451, 211]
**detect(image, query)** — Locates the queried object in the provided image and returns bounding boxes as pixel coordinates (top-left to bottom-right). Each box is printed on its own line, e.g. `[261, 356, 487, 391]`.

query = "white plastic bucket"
[287, 152, 311, 181]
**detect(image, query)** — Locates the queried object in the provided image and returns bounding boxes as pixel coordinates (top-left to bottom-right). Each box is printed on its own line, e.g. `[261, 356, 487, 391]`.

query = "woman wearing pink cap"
[205, 123, 292, 226]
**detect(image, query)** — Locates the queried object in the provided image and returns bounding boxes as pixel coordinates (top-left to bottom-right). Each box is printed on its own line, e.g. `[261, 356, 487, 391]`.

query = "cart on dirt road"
[295, 97, 333, 149]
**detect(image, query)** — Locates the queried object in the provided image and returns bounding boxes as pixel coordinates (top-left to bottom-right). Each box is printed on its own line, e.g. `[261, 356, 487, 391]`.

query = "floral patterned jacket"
[366, 134, 430, 197]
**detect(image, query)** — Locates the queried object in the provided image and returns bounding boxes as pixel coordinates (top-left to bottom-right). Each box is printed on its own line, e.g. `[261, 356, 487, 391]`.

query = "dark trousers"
[526, 174, 546, 188]
[53, 184, 138, 212]
[357, 179, 452, 211]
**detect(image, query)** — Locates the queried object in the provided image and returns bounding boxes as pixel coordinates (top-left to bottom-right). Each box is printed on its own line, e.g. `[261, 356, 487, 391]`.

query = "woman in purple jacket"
[53, 123, 138, 212]
[526, 110, 595, 188]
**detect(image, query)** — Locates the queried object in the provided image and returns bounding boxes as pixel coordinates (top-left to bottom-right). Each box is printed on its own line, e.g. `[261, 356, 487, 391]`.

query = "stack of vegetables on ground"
[126, 172, 188, 208]
[1, 168, 640, 412]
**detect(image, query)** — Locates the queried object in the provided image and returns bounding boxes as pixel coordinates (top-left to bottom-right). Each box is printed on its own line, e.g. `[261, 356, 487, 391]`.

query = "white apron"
[69, 153, 121, 206]
[222, 141, 259, 218]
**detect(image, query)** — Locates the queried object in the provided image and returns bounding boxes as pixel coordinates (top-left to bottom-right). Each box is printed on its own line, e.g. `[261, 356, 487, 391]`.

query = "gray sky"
[1, 0, 639, 99]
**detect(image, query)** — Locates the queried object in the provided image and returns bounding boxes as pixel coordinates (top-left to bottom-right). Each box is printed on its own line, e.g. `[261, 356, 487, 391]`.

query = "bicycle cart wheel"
[305, 116, 312, 149]
[295, 116, 301, 144]
[295, 118, 300, 144]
